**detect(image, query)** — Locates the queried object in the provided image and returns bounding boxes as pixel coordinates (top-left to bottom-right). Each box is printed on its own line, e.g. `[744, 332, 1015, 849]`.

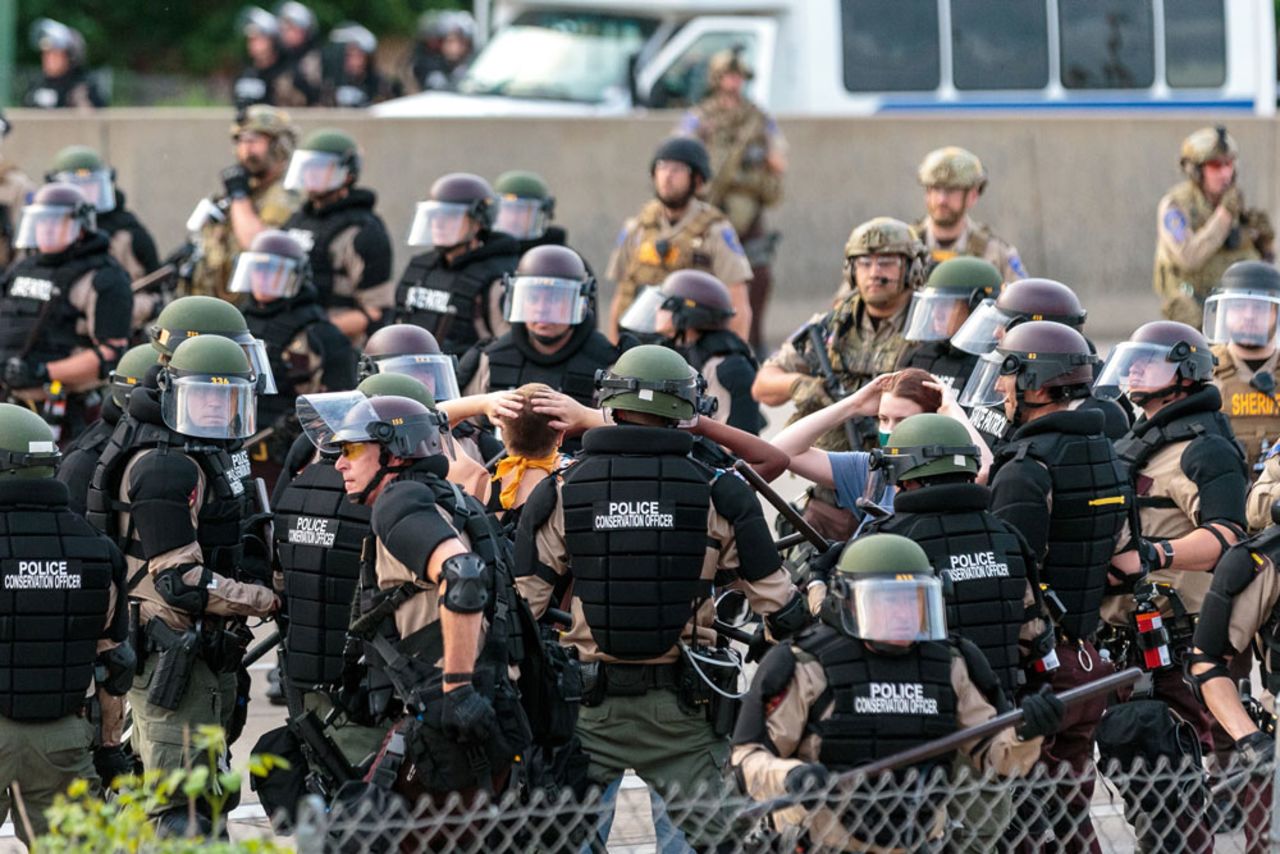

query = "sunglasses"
[338, 442, 370, 461]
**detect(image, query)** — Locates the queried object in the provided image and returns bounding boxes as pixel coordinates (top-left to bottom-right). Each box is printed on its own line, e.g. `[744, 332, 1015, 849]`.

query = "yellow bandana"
[492, 452, 560, 509]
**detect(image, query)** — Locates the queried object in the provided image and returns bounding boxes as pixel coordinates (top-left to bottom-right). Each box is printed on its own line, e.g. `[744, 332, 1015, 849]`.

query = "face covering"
[878, 430, 892, 447]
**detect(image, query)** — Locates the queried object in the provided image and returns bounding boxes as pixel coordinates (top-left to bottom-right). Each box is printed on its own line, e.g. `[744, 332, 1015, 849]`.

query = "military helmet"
[109, 344, 161, 408]
[14, 182, 95, 251]
[284, 128, 361, 194]
[0, 403, 60, 479]
[707, 49, 753, 84]
[494, 170, 555, 240]
[1180, 125, 1238, 176]
[357, 372, 438, 410]
[826, 534, 946, 643]
[230, 104, 298, 161]
[228, 228, 308, 301]
[1095, 320, 1216, 402]
[596, 344, 707, 423]
[876, 413, 980, 483]
[917, 146, 988, 193]
[660, 270, 735, 332]
[161, 335, 258, 440]
[1204, 261, 1280, 347]
[651, 136, 712, 183]
[843, 217, 929, 289]
[359, 324, 459, 400]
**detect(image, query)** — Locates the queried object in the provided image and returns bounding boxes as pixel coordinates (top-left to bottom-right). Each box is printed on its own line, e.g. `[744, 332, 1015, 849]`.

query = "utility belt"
[1097, 586, 1196, 673]
[135, 612, 252, 710]
[580, 644, 743, 737]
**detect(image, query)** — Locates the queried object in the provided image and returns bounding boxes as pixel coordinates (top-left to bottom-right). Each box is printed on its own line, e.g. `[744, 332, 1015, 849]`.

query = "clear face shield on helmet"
[14, 204, 83, 252]
[161, 375, 257, 440]
[1093, 342, 1183, 401]
[957, 350, 1007, 408]
[618, 285, 667, 335]
[1203, 291, 1280, 348]
[949, 299, 1014, 356]
[236, 335, 278, 395]
[837, 575, 947, 643]
[494, 197, 549, 240]
[370, 354, 461, 402]
[228, 251, 303, 301]
[407, 201, 474, 249]
[283, 149, 349, 195]
[51, 169, 115, 213]
[298, 391, 453, 458]
[503, 276, 587, 325]
[903, 290, 972, 343]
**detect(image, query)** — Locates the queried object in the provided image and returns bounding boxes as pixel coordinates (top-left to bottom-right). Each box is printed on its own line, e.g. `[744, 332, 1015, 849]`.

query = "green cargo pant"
[129, 655, 236, 774]
[0, 713, 97, 844]
[576, 686, 736, 848]
[947, 755, 1013, 853]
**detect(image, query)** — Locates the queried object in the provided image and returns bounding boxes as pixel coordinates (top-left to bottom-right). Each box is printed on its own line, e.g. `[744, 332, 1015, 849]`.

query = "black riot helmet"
[1203, 260, 1280, 348]
[951, 278, 1086, 356]
[1095, 320, 1216, 406]
[650, 136, 712, 183]
[960, 320, 1097, 425]
[359, 324, 460, 401]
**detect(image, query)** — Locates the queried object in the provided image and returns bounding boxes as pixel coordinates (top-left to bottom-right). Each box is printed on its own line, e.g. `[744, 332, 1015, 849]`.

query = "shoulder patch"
[1164, 207, 1189, 243]
[1007, 252, 1027, 279]
[721, 225, 745, 256]
[676, 112, 700, 135]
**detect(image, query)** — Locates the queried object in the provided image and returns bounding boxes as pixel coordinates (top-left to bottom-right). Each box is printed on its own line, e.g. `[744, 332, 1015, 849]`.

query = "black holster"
[145, 619, 200, 711]
[678, 645, 741, 737]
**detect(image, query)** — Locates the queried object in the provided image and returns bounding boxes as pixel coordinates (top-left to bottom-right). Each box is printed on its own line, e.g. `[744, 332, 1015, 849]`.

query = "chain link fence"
[286, 749, 1280, 853]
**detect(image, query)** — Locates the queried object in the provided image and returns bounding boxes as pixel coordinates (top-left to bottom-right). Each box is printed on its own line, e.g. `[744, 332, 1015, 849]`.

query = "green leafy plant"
[32, 725, 291, 854]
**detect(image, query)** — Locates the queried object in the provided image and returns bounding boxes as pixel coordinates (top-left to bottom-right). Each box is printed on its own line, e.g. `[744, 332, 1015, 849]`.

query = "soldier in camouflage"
[1154, 126, 1273, 328]
[676, 49, 787, 354]
[0, 111, 35, 270]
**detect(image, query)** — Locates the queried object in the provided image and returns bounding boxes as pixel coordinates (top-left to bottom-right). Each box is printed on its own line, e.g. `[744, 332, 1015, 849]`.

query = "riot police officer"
[232, 6, 317, 109]
[45, 145, 160, 284]
[913, 146, 1025, 282]
[1, 182, 132, 444]
[229, 229, 356, 486]
[276, 1, 324, 94]
[186, 105, 300, 302]
[305, 392, 529, 802]
[732, 534, 1056, 853]
[607, 136, 753, 342]
[981, 320, 1131, 850]
[753, 217, 928, 539]
[457, 245, 623, 452]
[24, 18, 105, 109]
[1203, 259, 1280, 469]
[395, 173, 521, 356]
[621, 268, 764, 434]
[57, 344, 159, 516]
[94, 336, 278, 834]
[1155, 126, 1273, 327]
[1098, 321, 1249, 752]
[322, 23, 401, 108]
[0, 404, 131, 845]
[896, 256, 1000, 392]
[281, 129, 394, 343]
[514, 345, 810, 849]
[493, 170, 573, 257]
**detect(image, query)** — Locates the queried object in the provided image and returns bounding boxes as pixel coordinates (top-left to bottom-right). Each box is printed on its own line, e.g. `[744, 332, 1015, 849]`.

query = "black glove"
[808, 540, 846, 584]
[220, 164, 251, 200]
[4, 356, 48, 390]
[1236, 731, 1275, 769]
[1018, 684, 1066, 740]
[783, 762, 832, 807]
[745, 626, 772, 664]
[441, 683, 497, 743]
[94, 744, 137, 786]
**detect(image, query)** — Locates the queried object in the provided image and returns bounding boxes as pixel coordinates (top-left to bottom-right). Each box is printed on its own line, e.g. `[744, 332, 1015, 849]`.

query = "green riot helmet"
[283, 128, 360, 196]
[408, 173, 497, 249]
[45, 145, 116, 213]
[356, 372, 438, 410]
[1094, 320, 1216, 405]
[359, 323, 460, 401]
[903, 257, 1001, 343]
[595, 344, 709, 424]
[825, 534, 946, 643]
[161, 336, 258, 440]
[494, 170, 555, 240]
[15, 182, 94, 254]
[228, 229, 308, 302]
[108, 344, 162, 408]
[0, 403, 61, 478]
[1202, 260, 1280, 348]
[149, 296, 277, 395]
[874, 413, 979, 484]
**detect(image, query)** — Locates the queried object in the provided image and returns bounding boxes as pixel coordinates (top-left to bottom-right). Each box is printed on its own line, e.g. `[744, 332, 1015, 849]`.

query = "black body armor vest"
[283, 190, 383, 309]
[0, 232, 113, 364]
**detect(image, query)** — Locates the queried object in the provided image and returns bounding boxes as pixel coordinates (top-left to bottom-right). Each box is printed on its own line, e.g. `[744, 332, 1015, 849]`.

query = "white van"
[373, 0, 1276, 118]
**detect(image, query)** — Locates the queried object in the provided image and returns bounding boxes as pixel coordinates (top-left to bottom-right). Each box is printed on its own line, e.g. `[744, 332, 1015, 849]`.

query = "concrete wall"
[8, 109, 1274, 342]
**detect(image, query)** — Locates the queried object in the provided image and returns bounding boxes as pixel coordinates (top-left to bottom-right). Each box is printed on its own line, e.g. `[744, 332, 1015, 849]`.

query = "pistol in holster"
[145, 618, 201, 711]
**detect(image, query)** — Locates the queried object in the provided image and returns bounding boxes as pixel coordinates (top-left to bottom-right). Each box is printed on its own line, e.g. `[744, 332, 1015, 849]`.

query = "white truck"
[374, 0, 1276, 118]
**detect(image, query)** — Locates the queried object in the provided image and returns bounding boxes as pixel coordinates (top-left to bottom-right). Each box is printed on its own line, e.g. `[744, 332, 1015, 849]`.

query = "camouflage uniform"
[0, 160, 35, 269]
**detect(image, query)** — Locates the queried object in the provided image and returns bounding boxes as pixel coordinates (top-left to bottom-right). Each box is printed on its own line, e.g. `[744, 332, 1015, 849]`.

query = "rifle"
[702, 104, 768, 213]
[741, 666, 1143, 818]
[733, 459, 829, 551]
[803, 323, 863, 450]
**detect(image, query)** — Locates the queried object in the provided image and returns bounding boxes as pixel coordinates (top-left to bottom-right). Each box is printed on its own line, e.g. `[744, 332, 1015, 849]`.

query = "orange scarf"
[492, 452, 560, 509]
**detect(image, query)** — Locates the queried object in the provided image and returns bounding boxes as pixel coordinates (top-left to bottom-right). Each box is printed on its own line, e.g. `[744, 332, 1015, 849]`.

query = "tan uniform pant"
[0, 713, 97, 844]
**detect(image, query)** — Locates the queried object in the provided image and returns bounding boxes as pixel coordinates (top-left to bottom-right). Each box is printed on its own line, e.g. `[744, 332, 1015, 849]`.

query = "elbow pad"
[153, 565, 210, 614]
[95, 642, 138, 696]
[764, 591, 812, 640]
[441, 553, 491, 614]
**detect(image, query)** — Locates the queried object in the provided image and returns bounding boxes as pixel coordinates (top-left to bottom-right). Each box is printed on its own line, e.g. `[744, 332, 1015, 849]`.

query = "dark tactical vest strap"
[247, 299, 328, 422]
[562, 427, 712, 659]
[288, 204, 370, 306]
[486, 324, 618, 405]
[686, 329, 758, 372]
[395, 250, 515, 353]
